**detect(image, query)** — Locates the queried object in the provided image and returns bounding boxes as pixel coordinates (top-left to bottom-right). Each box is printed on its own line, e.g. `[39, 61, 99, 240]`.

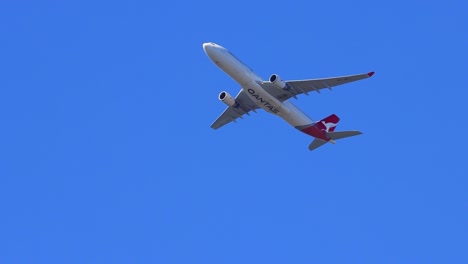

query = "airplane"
[203, 42, 374, 151]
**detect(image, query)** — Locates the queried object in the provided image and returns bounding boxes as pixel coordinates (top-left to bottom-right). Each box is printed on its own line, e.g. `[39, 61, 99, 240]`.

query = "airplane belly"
[216, 53, 262, 85]
[243, 81, 290, 115]
[280, 100, 315, 127]
[242, 82, 314, 129]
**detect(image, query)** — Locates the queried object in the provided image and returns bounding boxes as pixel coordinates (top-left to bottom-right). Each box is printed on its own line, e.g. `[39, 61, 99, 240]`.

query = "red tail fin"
[315, 114, 340, 132]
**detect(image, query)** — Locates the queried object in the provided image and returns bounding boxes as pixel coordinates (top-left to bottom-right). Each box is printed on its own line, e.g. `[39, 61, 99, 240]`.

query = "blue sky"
[1, 0, 467, 263]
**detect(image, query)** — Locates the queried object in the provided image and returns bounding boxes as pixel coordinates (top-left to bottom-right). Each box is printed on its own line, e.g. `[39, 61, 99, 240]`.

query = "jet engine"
[269, 74, 291, 90]
[219, 91, 239, 107]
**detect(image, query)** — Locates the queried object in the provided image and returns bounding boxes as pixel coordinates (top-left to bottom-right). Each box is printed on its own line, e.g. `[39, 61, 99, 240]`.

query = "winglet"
[367, 71, 375, 77]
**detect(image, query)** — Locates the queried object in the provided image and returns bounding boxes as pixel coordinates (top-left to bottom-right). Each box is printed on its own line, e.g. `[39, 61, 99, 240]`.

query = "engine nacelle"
[269, 74, 291, 90]
[218, 91, 239, 108]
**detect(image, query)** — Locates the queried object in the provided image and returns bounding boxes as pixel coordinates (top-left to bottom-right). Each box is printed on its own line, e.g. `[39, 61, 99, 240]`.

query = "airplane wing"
[211, 89, 260, 129]
[259, 72, 374, 102]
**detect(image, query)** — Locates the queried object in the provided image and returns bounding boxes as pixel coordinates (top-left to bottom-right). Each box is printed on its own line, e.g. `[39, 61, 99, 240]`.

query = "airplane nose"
[203, 42, 212, 53]
[203, 42, 222, 62]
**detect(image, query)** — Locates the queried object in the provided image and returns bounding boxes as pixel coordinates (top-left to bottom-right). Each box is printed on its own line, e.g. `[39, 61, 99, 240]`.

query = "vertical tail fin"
[315, 114, 340, 132]
[308, 114, 362, 151]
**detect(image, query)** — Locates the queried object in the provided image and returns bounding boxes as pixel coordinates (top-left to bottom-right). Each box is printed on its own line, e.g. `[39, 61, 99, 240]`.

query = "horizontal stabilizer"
[326, 130, 362, 140]
[308, 138, 328, 151]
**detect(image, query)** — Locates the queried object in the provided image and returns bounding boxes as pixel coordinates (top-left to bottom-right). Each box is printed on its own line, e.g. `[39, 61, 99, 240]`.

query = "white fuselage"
[203, 42, 314, 129]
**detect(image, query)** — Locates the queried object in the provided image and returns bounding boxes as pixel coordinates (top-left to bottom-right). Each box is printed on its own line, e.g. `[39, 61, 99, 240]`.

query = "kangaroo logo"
[321, 121, 337, 132]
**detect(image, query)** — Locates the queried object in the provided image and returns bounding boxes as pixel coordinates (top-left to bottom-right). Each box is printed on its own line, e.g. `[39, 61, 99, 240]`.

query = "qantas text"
[247, 89, 279, 113]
